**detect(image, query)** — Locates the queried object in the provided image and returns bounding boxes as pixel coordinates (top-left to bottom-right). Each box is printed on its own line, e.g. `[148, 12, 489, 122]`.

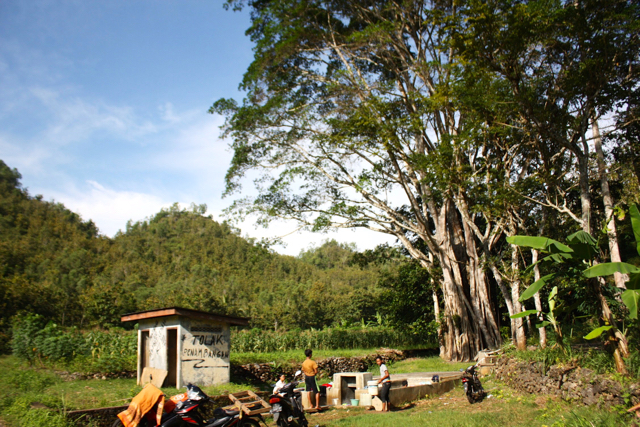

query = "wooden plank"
[140, 367, 168, 388]
[228, 391, 271, 415]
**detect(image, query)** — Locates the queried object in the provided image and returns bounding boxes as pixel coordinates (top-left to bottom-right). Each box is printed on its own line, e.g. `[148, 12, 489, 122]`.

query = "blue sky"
[0, 0, 395, 255]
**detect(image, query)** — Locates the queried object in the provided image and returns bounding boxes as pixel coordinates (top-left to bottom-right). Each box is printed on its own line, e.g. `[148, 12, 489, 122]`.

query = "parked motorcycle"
[461, 364, 486, 404]
[269, 371, 309, 427]
[113, 384, 264, 427]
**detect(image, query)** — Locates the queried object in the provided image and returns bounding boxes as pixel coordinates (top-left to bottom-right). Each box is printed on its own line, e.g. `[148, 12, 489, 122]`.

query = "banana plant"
[511, 285, 564, 348]
[507, 204, 640, 343]
[582, 204, 640, 321]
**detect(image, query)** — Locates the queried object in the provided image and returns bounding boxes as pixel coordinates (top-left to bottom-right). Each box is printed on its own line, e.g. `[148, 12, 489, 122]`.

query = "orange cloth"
[164, 391, 188, 414]
[302, 359, 318, 377]
[118, 384, 165, 427]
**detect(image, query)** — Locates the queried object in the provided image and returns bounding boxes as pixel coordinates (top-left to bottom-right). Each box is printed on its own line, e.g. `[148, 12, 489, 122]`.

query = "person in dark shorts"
[302, 349, 320, 409]
[376, 356, 391, 412]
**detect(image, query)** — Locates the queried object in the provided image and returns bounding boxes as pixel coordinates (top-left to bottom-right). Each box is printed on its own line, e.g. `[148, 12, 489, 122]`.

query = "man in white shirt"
[376, 356, 391, 412]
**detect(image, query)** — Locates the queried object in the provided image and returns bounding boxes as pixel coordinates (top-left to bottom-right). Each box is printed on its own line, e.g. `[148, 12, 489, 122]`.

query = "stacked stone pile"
[494, 356, 640, 407]
[232, 348, 406, 384]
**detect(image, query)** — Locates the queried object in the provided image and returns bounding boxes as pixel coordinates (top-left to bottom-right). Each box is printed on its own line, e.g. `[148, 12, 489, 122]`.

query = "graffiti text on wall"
[191, 334, 225, 346]
[183, 348, 230, 359]
[182, 358, 230, 369]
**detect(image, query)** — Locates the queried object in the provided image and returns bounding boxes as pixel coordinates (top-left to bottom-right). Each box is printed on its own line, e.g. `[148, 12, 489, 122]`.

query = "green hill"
[0, 160, 393, 352]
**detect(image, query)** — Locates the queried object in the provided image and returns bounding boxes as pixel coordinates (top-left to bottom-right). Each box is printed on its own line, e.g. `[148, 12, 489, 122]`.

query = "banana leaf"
[506, 236, 573, 253]
[510, 309, 539, 319]
[626, 272, 640, 291]
[583, 325, 613, 340]
[583, 262, 640, 278]
[631, 205, 640, 257]
[519, 273, 555, 302]
[566, 231, 598, 260]
[622, 289, 640, 320]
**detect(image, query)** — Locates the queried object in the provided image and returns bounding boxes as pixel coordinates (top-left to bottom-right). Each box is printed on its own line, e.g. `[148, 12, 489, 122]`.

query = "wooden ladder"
[225, 391, 271, 416]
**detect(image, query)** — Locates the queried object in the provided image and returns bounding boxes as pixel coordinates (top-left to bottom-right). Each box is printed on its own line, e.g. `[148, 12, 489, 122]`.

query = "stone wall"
[493, 356, 640, 407]
[232, 348, 408, 384]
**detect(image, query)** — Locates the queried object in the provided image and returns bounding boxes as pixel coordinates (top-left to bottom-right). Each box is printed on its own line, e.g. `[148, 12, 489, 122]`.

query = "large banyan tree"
[212, 0, 639, 361]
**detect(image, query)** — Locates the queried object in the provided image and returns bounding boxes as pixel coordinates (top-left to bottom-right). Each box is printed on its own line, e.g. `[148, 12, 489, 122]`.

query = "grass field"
[0, 354, 634, 427]
[301, 383, 631, 427]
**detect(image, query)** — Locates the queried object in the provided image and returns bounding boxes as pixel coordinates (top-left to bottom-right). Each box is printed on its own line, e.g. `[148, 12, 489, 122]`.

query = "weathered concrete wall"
[138, 316, 232, 387]
[180, 318, 230, 387]
[386, 378, 458, 406]
[138, 317, 181, 384]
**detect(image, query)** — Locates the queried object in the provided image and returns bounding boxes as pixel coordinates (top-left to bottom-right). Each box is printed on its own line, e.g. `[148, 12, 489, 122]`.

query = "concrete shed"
[121, 307, 249, 388]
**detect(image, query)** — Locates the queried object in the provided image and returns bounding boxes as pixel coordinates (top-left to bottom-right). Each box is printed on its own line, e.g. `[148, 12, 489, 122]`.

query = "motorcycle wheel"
[239, 418, 261, 427]
[466, 391, 476, 404]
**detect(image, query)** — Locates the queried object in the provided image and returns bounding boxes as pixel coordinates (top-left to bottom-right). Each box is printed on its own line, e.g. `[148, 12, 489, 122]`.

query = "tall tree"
[213, 0, 520, 361]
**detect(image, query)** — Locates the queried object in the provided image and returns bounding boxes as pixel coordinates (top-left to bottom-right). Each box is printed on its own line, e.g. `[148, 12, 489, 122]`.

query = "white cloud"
[0, 36, 398, 256]
[235, 218, 398, 256]
[49, 180, 172, 236]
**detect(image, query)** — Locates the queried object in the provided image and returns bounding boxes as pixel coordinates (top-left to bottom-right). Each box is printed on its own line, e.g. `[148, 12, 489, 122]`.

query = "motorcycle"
[460, 364, 486, 404]
[269, 371, 309, 427]
[113, 383, 264, 427]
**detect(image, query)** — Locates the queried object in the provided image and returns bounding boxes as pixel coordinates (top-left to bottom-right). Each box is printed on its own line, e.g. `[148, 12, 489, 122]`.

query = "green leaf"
[626, 273, 640, 291]
[506, 236, 573, 253]
[519, 273, 555, 302]
[621, 289, 640, 320]
[567, 230, 597, 246]
[510, 309, 539, 319]
[631, 204, 640, 257]
[566, 231, 598, 260]
[549, 286, 558, 301]
[583, 262, 640, 278]
[535, 321, 550, 328]
[583, 325, 613, 340]
[547, 253, 573, 263]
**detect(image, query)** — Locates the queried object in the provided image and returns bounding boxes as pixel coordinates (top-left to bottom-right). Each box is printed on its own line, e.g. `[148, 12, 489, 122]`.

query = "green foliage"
[0, 161, 393, 348]
[11, 314, 137, 373]
[376, 258, 440, 340]
[508, 217, 640, 351]
[231, 326, 431, 353]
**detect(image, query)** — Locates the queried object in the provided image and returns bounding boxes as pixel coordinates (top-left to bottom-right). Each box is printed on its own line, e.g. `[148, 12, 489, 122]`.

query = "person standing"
[301, 349, 321, 410]
[376, 356, 391, 412]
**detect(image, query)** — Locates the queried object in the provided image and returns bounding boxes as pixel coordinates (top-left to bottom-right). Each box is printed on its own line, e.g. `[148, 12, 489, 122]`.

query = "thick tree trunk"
[531, 249, 547, 349]
[431, 199, 501, 362]
[592, 119, 628, 289]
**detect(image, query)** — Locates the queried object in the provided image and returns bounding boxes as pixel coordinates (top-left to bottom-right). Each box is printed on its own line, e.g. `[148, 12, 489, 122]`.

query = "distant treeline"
[0, 160, 433, 353]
